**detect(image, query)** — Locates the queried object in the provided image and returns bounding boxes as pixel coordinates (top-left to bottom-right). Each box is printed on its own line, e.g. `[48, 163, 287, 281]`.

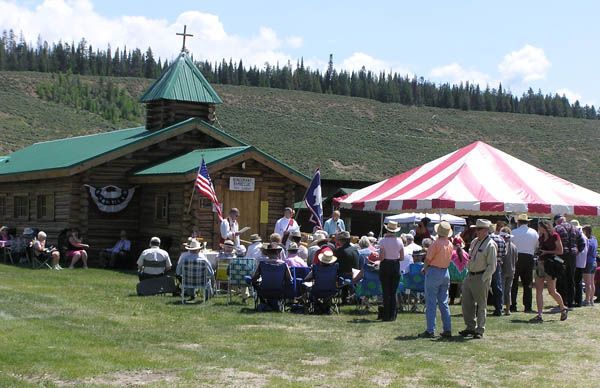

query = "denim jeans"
[424, 267, 451, 333]
[491, 264, 503, 312]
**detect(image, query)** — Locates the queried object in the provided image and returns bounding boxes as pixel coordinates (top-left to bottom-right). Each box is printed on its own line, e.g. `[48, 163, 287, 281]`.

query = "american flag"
[195, 157, 223, 221]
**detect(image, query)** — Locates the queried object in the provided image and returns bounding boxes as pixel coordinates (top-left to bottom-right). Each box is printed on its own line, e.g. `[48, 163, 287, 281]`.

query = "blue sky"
[2, 0, 598, 105]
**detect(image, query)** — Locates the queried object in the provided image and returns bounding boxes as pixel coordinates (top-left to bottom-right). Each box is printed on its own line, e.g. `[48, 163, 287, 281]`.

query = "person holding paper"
[220, 208, 248, 255]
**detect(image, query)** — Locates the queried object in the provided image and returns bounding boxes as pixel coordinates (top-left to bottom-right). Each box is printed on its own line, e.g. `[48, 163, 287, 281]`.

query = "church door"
[222, 188, 261, 243]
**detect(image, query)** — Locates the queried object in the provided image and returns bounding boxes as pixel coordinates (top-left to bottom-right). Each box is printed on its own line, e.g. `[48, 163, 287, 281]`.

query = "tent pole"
[380, 212, 384, 237]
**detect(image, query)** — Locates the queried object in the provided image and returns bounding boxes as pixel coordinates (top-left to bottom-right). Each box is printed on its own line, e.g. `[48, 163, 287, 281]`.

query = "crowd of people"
[3, 207, 599, 339]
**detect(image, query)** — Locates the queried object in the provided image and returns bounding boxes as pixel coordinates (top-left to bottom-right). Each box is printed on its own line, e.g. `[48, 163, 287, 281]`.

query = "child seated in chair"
[33, 231, 61, 270]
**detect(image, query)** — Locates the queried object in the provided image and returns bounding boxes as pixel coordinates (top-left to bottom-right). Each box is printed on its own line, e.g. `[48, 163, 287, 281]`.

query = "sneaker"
[472, 333, 483, 339]
[459, 329, 476, 337]
[529, 315, 543, 323]
[440, 331, 452, 338]
[492, 310, 502, 316]
[504, 310, 511, 316]
[56, 264, 63, 270]
[418, 331, 435, 338]
[560, 308, 568, 321]
[582, 301, 590, 307]
[53, 265, 60, 270]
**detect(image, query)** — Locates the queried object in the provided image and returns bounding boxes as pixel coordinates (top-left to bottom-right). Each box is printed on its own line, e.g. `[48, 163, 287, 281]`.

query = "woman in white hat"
[378, 221, 405, 322]
[246, 234, 263, 260]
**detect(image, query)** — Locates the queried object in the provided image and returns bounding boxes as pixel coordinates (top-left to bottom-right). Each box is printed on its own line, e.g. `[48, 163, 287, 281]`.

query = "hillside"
[1, 71, 599, 193]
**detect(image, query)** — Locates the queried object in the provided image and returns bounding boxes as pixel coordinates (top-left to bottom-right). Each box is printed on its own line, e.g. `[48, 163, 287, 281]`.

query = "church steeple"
[140, 26, 222, 131]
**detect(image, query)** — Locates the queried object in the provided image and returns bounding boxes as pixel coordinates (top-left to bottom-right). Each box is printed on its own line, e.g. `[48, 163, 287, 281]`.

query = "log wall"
[146, 100, 216, 131]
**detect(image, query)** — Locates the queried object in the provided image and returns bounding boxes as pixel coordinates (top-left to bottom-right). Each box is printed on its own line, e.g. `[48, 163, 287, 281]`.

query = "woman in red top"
[531, 219, 567, 322]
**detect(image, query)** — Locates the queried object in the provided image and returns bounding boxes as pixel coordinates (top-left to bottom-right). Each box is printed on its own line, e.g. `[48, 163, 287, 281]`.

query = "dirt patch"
[301, 356, 330, 366]
[211, 367, 268, 387]
[329, 159, 368, 174]
[370, 371, 397, 387]
[175, 343, 204, 350]
[83, 369, 179, 386]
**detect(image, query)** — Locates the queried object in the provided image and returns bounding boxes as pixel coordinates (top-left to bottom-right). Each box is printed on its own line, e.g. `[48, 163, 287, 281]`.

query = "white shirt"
[400, 246, 414, 274]
[274, 217, 299, 247]
[220, 217, 240, 248]
[110, 239, 131, 254]
[406, 242, 421, 252]
[511, 225, 539, 255]
[297, 245, 308, 260]
[576, 234, 588, 269]
[246, 242, 263, 260]
[137, 246, 172, 275]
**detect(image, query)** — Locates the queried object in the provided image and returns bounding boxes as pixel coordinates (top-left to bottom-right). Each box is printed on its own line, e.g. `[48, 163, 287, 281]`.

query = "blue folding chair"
[355, 266, 382, 312]
[304, 264, 343, 314]
[253, 261, 289, 312]
[287, 267, 311, 300]
[401, 262, 425, 312]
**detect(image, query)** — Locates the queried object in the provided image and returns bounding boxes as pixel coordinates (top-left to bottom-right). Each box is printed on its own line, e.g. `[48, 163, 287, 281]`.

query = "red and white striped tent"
[335, 141, 600, 216]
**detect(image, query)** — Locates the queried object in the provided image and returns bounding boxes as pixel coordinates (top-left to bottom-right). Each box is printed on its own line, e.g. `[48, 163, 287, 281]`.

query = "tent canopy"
[384, 212, 466, 226]
[335, 141, 600, 216]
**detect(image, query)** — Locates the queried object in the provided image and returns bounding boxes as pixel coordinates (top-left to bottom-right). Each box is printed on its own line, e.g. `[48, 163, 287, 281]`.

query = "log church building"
[0, 48, 309, 261]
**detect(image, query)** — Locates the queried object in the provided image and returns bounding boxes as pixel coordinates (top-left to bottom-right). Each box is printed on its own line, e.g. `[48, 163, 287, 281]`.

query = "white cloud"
[429, 63, 492, 86]
[340, 52, 412, 76]
[555, 88, 582, 103]
[498, 44, 551, 83]
[0, 0, 302, 67]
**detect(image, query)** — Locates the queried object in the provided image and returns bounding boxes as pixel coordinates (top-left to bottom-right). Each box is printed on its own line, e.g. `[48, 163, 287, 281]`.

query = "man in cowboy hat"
[137, 237, 172, 281]
[335, 230, 360, 303]
[304, 250, 338, 283]
[246, 234, 263, 260]
[176, 238, 214, 300]
[419, 221, 454, 338]
[218, 239, 237, 260]
[289, 230, 308, 260]
[285, 242, 308, 268]
[510, 213, 539, 312]
[459, 219, 497, 339]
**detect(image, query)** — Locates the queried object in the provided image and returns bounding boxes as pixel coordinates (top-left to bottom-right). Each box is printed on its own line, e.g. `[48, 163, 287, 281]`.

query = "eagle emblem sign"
[84, 185, 136, 213]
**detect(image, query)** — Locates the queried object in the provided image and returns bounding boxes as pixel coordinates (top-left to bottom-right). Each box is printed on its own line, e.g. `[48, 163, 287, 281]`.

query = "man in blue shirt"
[324, 210, 346, 236]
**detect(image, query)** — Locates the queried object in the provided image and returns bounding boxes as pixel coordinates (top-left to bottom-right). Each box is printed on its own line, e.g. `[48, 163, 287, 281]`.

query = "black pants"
[574, 267, 584, 307]
[511, 253, 534, 311]
[379, 259, 400, 321]
[557, 253, 576, 307]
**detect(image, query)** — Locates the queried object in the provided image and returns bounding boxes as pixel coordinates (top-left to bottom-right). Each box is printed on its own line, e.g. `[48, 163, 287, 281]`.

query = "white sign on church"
[229, 177, 255, 192]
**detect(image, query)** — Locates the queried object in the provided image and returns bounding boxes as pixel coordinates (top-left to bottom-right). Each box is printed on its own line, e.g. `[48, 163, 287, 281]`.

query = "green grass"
[1, 264, 600, 387]
[1, 71, 600, 194]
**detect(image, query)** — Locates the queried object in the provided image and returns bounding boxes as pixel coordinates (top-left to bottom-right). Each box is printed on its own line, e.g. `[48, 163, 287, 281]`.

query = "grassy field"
[1, 264, 599, 387]
[1, 71, 600, 193]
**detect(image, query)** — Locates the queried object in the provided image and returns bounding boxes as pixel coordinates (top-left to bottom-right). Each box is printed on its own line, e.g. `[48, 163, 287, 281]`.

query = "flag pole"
[187, 160, 203, 214]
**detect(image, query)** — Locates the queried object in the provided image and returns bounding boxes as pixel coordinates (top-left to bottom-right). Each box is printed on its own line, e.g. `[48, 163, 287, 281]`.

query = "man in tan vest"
[459, 219, 497, 339]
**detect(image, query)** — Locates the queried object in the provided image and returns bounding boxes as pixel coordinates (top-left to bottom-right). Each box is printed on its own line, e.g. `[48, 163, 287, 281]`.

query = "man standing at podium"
[324, 210, 346, 237]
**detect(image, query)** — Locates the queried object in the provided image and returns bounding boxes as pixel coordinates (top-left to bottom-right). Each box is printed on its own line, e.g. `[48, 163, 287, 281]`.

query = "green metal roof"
[134, 147, 250, 176]
[293, 197, 329, 210]
[140, 52, 223, 104]
[339, 187, 358, 195]
[0, 118, 204, 176]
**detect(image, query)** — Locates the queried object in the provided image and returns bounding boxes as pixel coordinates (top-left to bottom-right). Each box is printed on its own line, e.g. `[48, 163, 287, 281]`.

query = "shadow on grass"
[348, 318, 379, 324]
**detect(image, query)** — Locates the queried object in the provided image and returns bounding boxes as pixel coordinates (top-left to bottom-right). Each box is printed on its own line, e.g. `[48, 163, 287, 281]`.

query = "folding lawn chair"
[285, 267, 311, 311]
[304, 264, 344, 315]
[215, 257, 232, 293]
[28, 244, 52, 269]
[401, 262, 425, 312]
[228, 257, 256, 303]
[181, 260, 214, 304]
[253, 261, 289, 312]
[355, 266, 383, 312]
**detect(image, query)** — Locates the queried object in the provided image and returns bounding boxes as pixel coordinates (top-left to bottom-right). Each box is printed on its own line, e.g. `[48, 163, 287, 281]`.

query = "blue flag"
[304, 168, 323, 228]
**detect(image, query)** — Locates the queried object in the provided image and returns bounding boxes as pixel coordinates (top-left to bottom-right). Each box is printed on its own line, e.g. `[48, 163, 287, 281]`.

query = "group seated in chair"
[65, 228, 90, 269]
[32, 231, 61, 270]
[137, 236, 172, 280]
[302, 250, 349, 315]
[100, 230, 132, 269]
[249, 244, 292, 312]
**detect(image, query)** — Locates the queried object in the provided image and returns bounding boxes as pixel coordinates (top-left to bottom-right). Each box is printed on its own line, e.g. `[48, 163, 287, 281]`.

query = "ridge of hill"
[1, 71, 599, 193]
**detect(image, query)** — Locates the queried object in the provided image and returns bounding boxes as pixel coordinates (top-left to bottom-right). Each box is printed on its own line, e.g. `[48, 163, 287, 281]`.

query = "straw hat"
[287, 242, 300, 252]
[384, 221, 401, 233]
[570, 219, 582, 229]
[290, 230, 302, 238]
[261, 243, 283, 255]
[220, 239, 235, 249]
[470, 219, 492, 229]
[517, 213, 531, 222]
[309, 232, 329, 247]
[318, 250, 337, 264]
[249, 234, 262, 243]
[183, 239, 204, 251]
[488, 223, 497, 233]
[434, 221, 453, 237]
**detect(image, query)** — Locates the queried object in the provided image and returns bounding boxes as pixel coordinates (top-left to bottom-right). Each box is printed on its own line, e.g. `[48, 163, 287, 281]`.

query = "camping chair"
[354, 265, 383, 312]
[304, 264, 344, 315]
[252, 261, 289, 312]
[400, 262, 425, 312]
[284, 267, 311, 312]
[1, 244, 14, 265]
[215, 258, 232, 293]
[28, 244, 52, 269]
[181, 260, 214, 304]
[228, 257, 256, 303]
